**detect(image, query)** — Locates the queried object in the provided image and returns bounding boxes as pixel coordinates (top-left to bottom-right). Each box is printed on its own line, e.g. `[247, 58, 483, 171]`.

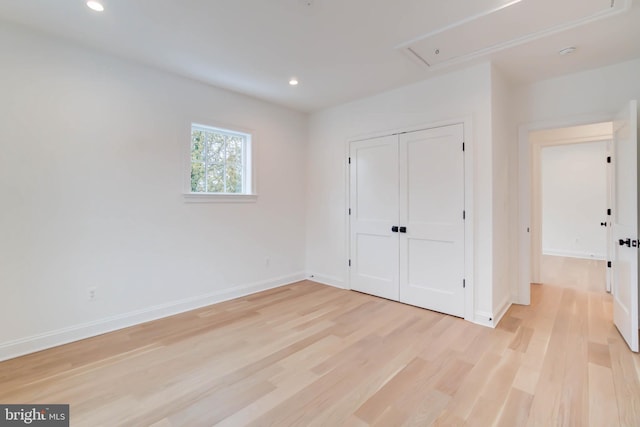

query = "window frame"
[184, 122, 257, 203]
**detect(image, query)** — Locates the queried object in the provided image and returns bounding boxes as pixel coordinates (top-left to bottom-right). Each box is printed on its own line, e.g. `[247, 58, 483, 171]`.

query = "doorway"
[526, 122, 613, 300]
[518, 100, 639, 352]
[537, 136, 610, 293]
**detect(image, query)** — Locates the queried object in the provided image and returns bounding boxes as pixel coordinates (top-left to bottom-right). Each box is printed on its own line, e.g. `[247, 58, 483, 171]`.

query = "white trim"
[344, 137, 351, 291]
[396, 0, 523, 49]
[518, 112, 615, 305]
[345, 116, 475, 322]
[0, 272, 306, 362]
[183, 193, 258, 203]
[473, 310, 495, 327]
[474, 297, 511, 328]
[396, 0, 630, 71]
[307, 273, 346, 289]
[531, 124, 612, 290]
[184, 120, 258, 199]
[493, 297, 512, 327]
[462, 116, 475, 325]
[542, 248, 606, 260]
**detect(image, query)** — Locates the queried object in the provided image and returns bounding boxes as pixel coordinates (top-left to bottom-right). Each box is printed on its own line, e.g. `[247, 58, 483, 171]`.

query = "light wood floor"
[1, 281, 639, 426]
[540, 255, 607, 293]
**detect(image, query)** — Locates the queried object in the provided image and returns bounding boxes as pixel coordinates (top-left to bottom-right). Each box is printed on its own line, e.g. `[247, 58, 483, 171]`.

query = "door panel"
[399, 125, 465, 317]
[350, 136, 399, 301]
[606, 140, 613, 293]
[612, 100, 639, 352]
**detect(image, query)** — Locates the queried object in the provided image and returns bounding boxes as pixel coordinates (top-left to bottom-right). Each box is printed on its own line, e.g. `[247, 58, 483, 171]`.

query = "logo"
[0, 405, 69, 426]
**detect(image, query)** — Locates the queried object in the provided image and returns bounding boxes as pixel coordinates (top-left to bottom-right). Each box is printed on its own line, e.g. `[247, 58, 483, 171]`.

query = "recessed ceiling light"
[289, 78, 299, 86]
[86, 1, 104, 12]
[558, 46, 577, 56]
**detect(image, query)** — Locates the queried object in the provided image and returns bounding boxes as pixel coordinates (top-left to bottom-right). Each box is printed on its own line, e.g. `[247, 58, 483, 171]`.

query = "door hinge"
[348, 259, 351, 267]
[348, 157, 351, 164]
[462, 142, 465, 152]
[463, 210, 466, 220]
[607, 156, 611, 163]
[607, 261, 612, 268]
[348, 208, 351, 215]
[463, 279, 466, 288]
[607, 208, 612, 216]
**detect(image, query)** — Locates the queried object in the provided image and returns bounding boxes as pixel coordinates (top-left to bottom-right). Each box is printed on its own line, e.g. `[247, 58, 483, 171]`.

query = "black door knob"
[391, 226, 399, 233]
[620, 238, 631, 247]
[399, 226, 407, 233]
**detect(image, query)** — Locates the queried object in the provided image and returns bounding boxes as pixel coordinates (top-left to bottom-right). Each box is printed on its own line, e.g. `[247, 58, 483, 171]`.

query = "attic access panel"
[399, 0, 628, 68]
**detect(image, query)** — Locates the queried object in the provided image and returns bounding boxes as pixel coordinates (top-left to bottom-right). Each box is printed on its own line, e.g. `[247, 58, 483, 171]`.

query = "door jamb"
[517, 113, 614, 305]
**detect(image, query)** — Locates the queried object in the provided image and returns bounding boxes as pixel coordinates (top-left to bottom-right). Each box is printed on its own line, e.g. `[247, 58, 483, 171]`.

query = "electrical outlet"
[88, 287, 97, 301]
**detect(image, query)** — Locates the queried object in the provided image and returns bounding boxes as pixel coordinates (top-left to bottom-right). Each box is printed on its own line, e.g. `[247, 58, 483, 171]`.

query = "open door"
[606, 140, 613, 293]
[612, 100, 639, 352]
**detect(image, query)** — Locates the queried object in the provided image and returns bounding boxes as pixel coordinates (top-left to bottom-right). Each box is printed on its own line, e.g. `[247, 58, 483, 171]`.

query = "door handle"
[600, 222, 607, 227]
[399, 226, 407, 233]
[391, 226, 399, 233]
[620, 238, 640, 248]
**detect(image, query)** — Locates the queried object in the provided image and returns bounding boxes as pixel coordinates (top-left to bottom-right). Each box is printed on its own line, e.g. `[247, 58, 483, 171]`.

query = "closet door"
[349, 135, 400, 301]
[399, 124, 465, 317]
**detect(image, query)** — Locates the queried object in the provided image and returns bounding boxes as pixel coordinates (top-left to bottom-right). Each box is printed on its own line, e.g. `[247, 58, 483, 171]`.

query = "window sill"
[183, 193, 258, 203]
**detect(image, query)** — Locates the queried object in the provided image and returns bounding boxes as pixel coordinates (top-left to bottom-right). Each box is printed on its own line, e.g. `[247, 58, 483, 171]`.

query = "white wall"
[515, 58, 640, 124]
[490, 65, 514, 317]
[306, 62, 501, 324]
[0, 23, 308, 360]
[541, 141, 608, 259]
[513, 57, 640, 300]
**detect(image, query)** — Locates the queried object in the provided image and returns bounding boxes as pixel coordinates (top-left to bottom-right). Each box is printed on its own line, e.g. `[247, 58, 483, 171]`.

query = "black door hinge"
[607, 156, 611, 163]
[462, 142, 465, 151]
[348, 157, 351, 164]
[348, 208, 351, 215]
[348, 259, 351, 267]
[463, 210, 466, 220]
[607, 261, 612, 268]
[463, 279, 466, 288]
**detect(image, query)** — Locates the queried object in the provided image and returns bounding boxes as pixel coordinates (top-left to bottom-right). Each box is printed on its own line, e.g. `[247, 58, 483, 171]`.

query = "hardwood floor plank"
[495, 388, 534, 427]
[1, 280, 638, 426]
[588, 362, 620, 427]
[588, 341, 612, 368]
[466, 348, 523, 425]
[432, 352, 502, 422]
[509, 326, 534, 353]
[434, 358, 474, 396]
[609, 333, 640, 425]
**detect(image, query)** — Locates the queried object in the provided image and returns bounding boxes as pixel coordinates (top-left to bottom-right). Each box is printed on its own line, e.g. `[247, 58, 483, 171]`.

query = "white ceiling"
[1, 0, 639, 112]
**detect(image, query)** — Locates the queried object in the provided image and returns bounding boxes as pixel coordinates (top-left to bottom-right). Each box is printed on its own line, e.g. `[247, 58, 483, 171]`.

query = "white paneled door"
[612, 100, 639, 352]
[349, 135, 400, 301]
[399, 125, 465, 317]
[349, 124, 465, 317]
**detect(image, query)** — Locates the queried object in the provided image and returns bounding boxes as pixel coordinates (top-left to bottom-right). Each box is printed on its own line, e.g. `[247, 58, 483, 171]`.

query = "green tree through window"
[190, 124, 250, 194]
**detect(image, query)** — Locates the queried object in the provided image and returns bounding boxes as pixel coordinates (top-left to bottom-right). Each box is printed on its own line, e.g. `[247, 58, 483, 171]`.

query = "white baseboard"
[473, 310, 494, 328]
[473, 298, 512, 329]
[306, 273, 346, 289]
[0, 272, 306, 362]
[492, 297, 512, 327]
[542, 248, 606, 260]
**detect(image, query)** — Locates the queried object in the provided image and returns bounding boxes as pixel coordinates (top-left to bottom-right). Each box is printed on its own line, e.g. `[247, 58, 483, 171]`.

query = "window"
[188, 124, 254, 200]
